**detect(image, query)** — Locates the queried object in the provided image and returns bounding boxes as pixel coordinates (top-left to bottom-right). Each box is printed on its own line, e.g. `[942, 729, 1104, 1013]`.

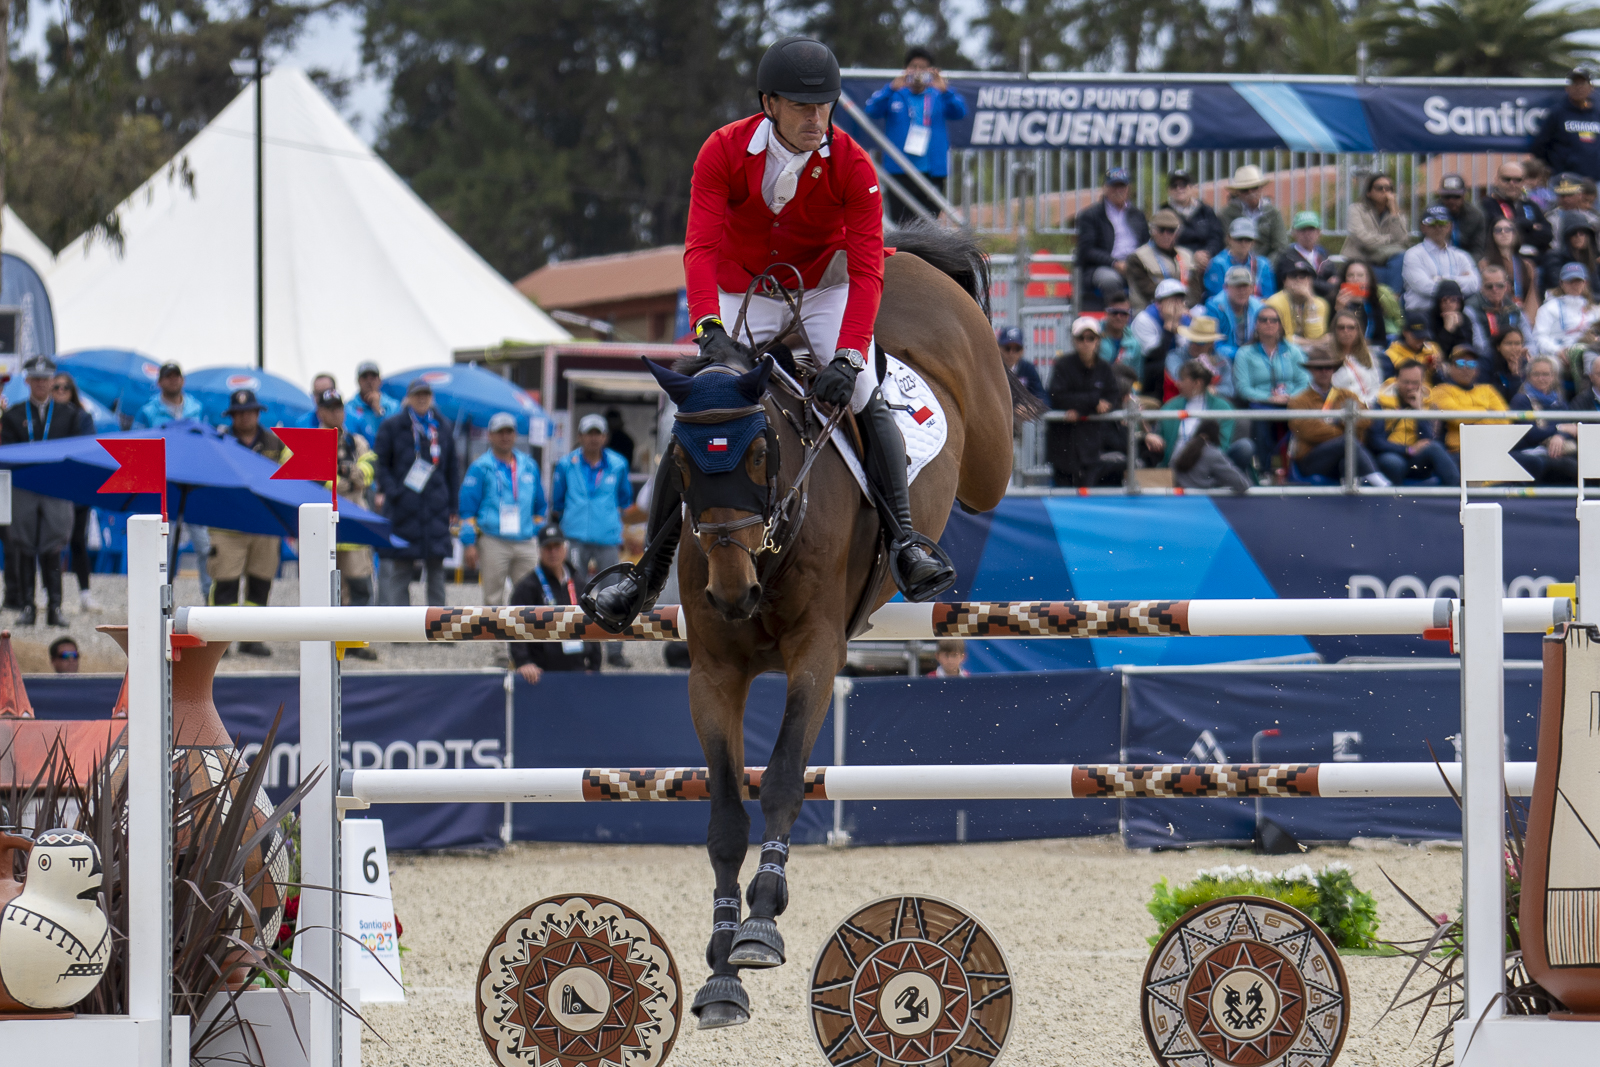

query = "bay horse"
[659, 225, 1019, 1028]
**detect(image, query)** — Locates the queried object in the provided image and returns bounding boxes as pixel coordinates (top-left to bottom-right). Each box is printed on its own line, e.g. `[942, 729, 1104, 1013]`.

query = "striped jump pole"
[175, 596, 1569, 643]
[337, 761, 1535, 808]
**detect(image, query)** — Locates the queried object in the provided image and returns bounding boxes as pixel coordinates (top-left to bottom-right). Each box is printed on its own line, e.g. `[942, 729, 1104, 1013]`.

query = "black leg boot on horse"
[859, 386, 957, 601]
[581, 461, 684, 633]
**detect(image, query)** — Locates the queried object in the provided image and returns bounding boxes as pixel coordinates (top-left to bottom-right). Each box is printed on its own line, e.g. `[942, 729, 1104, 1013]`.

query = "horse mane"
[886, 219, 992, 320]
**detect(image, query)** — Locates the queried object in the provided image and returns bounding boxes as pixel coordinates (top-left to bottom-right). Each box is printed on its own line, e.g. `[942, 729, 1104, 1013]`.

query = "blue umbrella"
[2, 378, 120, 432]
[54, 349, 166, 418]
[182, 367, 315, 430]
[0, 422, 394, 548]
[381, 364, 549, 435]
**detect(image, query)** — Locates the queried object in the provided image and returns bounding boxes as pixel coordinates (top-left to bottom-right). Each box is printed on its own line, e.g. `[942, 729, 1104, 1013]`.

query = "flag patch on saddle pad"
[708, 438, 728, 452]
[912, 406, 933, 424]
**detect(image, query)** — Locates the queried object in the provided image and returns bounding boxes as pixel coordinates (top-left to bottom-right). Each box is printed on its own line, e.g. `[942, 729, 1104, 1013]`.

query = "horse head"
[648, 357, 775, 621]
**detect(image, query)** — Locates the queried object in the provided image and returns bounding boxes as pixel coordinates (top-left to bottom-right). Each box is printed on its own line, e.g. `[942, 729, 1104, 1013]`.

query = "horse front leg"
[688, 660, 755, 1029]
[728, 634, 844, 970]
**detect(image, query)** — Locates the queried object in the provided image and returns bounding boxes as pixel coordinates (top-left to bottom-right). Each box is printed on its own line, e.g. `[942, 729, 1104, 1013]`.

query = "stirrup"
[578, 561, 652, 634]
[889, 533, 957, 603]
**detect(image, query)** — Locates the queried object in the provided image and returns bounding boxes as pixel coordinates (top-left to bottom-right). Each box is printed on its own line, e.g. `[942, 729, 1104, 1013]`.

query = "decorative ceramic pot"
[0, 828, 109, 1016]
[1522, 625, 1600, 1017]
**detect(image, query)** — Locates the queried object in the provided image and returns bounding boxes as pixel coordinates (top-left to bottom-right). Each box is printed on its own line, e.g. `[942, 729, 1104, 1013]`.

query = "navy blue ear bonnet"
[646, 359, 772, 475]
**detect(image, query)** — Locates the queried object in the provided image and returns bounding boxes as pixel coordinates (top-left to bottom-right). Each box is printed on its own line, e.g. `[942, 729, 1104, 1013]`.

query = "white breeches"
[719, 285, 878, 413]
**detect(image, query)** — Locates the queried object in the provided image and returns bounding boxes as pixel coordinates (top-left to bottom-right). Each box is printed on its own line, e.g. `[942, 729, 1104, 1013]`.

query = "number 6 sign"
[342, 818, 405, 1003]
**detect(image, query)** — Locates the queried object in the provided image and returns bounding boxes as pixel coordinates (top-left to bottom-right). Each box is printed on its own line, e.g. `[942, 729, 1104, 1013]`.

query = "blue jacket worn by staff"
[1202, 250, 1276, 300]
[1533, 90, 1600, 182]
[551, 447, 632, 546]
[861, 82, 966, 176]
[132, 392, 204, 428]
[458, 449, 547, 545]
[373, 405, 460, 559]
[346, 391, 399, 443]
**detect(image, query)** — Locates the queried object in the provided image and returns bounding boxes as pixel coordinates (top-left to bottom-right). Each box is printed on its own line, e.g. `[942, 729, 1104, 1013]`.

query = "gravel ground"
[362, 837, 1462, 1067]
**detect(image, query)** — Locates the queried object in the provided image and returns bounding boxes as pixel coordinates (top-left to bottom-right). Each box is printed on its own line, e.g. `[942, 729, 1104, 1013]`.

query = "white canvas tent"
[4, 207, 55, 275]
[47, 67, 568, 390]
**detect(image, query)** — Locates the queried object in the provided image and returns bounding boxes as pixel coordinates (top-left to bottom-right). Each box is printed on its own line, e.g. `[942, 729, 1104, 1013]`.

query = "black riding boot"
[41, 553, 67, 627]
[14, 552, 35, 625]
[582, 461, 684, 634]
[859, 388, 957, 602]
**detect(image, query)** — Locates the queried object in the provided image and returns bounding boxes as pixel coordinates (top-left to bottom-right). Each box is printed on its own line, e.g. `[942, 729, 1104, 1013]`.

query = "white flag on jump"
[1459, 423, 1534, 483]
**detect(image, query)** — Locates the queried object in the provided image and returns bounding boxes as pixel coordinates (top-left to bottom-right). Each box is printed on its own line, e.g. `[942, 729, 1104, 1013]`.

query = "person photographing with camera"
[862, 46, 965, 226]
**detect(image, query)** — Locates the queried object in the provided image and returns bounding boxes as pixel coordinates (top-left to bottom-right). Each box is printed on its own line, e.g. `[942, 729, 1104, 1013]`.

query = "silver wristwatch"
[835, 348, 867, 373]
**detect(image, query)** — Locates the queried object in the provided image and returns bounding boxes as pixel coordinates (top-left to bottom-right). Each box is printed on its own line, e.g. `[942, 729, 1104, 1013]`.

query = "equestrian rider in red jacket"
[584, 36, 956, 633]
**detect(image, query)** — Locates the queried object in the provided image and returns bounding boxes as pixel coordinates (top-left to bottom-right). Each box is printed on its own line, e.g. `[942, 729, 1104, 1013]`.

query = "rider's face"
[765, 95, 832, 153]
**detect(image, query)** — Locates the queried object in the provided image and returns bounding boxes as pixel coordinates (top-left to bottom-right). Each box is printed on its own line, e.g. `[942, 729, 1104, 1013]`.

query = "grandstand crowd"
[1026, 68, 1600, 490]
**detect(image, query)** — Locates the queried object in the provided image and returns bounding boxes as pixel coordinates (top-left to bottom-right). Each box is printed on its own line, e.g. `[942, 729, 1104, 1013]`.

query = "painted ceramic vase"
[1522, 625, 1600, 1017]
[100, 626, 288, 954]
[0, 829, 109, 1015]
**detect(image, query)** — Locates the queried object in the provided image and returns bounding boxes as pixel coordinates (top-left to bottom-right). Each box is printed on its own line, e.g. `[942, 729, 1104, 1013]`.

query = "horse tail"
[886, 219, 991, 320]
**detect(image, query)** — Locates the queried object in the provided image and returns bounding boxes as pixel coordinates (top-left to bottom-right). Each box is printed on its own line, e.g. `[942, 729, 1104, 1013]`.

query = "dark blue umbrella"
[2, 378, 120, 432]
[182, 366, 315, 430]
[381, 364, 550, 435]
[0, 422, 395, 548]
[55, 349, 165, 418]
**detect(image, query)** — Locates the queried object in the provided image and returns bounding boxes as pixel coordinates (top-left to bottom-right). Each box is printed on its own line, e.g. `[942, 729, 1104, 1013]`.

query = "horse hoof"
[728, 916, 786, 968]
[691, 974, 750, 1030]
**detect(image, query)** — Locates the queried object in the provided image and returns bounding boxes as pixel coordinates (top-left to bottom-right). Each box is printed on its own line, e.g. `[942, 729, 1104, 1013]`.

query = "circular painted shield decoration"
[1142, 895, 1349, 1067]
[810, 895, 1013, 1067]
[476, 894, 680, 1067]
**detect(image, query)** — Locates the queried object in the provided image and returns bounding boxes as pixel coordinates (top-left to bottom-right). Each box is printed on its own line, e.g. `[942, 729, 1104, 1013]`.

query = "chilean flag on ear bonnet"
[645, 357, 772, 475]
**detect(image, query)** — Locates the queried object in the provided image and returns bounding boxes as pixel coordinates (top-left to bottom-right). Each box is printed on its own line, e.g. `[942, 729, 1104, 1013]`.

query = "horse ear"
[734, 358, 773, 402]
[644, 358, 696, 405]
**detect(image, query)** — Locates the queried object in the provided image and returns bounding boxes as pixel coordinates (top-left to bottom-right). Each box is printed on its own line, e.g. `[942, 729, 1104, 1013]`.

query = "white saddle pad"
[830, 354, 949, 498]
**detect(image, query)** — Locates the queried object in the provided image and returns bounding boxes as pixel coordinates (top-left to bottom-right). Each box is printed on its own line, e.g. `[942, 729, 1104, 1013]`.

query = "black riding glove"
[813, 350, 863, 408]
[695, 321, 749, 366]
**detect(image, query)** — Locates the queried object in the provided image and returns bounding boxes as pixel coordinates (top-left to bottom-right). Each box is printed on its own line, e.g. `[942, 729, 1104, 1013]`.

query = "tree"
[778, 0, 973, 70]
[1364, 0, 1600, 78]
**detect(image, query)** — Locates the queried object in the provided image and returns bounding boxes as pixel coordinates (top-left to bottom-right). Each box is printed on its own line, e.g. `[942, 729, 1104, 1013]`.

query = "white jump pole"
[297, 503, 341, 1067]
[126, 514, 171, 1067]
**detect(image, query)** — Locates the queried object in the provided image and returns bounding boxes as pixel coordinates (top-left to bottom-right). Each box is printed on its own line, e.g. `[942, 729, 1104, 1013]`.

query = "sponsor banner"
[840, 75, 1565, 153]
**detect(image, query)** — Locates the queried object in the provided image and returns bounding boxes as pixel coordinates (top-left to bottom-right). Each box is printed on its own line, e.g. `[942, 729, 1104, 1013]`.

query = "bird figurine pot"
[0, 828, 110, 1016]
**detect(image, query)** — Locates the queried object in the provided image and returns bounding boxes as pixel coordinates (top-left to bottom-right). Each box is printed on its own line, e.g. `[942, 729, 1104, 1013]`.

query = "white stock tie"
[772, 151, 808, 212]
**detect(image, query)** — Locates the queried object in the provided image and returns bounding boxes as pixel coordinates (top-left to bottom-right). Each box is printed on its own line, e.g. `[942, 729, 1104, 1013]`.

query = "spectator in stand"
[997, 327, 1048, 408]
[1403, 205, 1481, 312]
[1524, 157, 1557, 215]
[1275, 212, 1332, 297]
[2, 357, 80, 626]
[1345, 173, 1411, 294]
[1158, 360, 1252, 475]
[48, 636, 79, 674]
[1098, 291, 1145, 378]
[552, 412, 634, 663]
[1373, 361, 1458, 485]
[1265, 261, 1328, 347]
[1479, 219, 1541, 321]
[1204, 266, 1263, 366]
[1512, 356, 1580, 482]
[1133, 279, 1191, 399]
[51, 372, 100, 614]
[459, 411, 547, 605]
[1218, 165, 1287, 259]
[1532, 66, 1600, 183]
[1429, 346, 1534, 469]
[1162, 168, 1224, 271]
[604, 409, 636, 472]
[507, 525, 600, 682]
[1483, 327, 1531, 403]
[1543, 210, 1600, 295]
[1170, 315, 1236, 400]
[1387, 310, 1442, 380]
[211, 389, 284, 656]
[1437, 173, 1487, 259]
[1480, 161, 1553, 259]
[1428, 280, 1474, 367]
[1328, 309, 1385, 408]
[1203, 218, 1276, 300]
[318, 390, 380, 626]
[1234, 305, 1308, 476]
[1171, 419, 1252, 492]
[133, 362, 204, 427]
[374, 378, 459, 608]
[1288, 346, 1390, 485]
[1467, 264, 1528, 360]
[1125, 209, 1195, 308]
[1334, 258, 1402, 346]
[346, 361, 399, 444]
[1574, 355, 1600, 408]
[297, 374, 335, 426]
[1074, 168, 1147, 309]
[1534, 262, 1600, 376]
[1549, 174, 1587, 246]
[862, 47, 966, 226]
[1047, 317, 1125, 487]
[926, 639, 970, 677]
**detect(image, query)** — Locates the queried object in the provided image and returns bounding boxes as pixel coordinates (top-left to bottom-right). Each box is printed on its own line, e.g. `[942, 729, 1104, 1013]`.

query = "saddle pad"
[829, 354, 949, 498]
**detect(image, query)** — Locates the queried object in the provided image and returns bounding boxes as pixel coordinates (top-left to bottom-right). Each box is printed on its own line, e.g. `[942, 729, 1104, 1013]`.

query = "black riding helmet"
[757, 36, 841, 104]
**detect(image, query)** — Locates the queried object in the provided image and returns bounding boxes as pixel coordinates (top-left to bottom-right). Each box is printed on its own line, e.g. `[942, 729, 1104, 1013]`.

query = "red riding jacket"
[684, 114, 884, 355]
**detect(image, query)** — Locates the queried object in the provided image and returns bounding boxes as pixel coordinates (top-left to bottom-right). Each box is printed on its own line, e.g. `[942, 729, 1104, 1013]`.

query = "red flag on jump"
[272, 426, 340, 510]
[98, 437, 168, 521]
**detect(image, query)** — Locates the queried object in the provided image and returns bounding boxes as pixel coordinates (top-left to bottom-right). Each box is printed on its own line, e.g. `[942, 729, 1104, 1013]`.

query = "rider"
[584, 35, 956, 632]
